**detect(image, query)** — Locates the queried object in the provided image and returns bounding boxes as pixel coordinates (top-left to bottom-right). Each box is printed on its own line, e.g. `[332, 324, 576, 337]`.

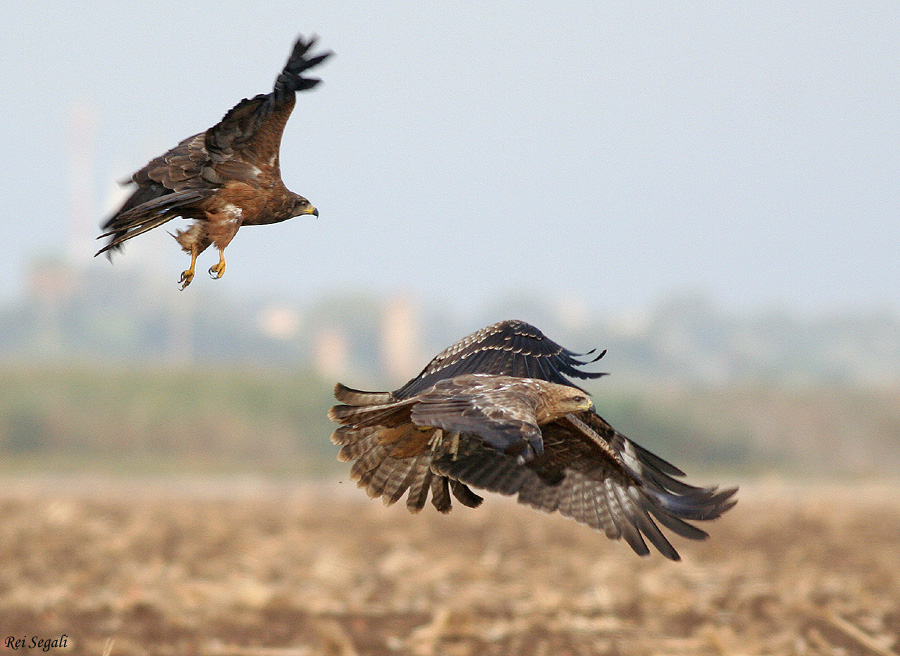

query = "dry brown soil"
[1, 478, 898, 656]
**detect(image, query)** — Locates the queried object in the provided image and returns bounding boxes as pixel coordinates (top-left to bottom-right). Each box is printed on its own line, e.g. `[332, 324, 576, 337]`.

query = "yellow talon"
[179, 245, 199, 290]
[208, 249, 226, 279]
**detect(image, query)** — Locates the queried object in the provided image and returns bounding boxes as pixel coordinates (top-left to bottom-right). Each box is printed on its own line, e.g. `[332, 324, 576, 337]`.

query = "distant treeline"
[0, 366, 337, 476]
[3, 260, 900, 388]
[1, 365, 897, 478]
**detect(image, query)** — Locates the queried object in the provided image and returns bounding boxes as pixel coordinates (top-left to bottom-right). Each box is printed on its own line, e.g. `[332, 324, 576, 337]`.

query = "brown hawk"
[96, 35, 331, 289]
[330, 320, 737, 560]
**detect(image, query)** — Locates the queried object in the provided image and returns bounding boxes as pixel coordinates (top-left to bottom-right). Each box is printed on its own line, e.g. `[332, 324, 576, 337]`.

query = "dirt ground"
[0, 478, 898, 656]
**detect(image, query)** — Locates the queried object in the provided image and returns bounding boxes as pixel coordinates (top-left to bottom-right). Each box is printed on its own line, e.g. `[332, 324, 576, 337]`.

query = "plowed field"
[1, 479, 897, 656]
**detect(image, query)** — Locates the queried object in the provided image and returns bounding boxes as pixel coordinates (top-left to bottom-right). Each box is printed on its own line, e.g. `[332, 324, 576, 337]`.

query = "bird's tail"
[273, 35, 333, 102]
[328, 393, 420, 429]
[95, 188, 213, 258]
[333, 383, 394, 407]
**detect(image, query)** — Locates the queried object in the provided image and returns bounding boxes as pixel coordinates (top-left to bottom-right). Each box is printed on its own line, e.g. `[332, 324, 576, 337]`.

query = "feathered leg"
[173, 222, 211, 290]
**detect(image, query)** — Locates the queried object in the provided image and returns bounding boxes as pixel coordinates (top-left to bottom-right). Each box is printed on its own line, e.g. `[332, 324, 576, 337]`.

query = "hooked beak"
[304, 206, 319, 217]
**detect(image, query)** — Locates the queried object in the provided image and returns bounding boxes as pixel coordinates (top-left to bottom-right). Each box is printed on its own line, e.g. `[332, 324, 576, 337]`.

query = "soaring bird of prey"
[96, 35, 331, 289]
[330, 320, 737, 560]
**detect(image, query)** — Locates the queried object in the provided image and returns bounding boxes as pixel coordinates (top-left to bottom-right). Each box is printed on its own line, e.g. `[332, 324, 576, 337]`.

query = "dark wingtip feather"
[589, 349, 607, 364]
[651, 485, 739, 522]
[450, 480, 484, 508]
[631, 441, 688, 478]
[631, 505, 681, 561]
[430, 476, 453, 513]
[393, 319, 609, 398]
[619, 519, 651, 557]
[645, 503, 710, 541]
[276, 34, 333, 97]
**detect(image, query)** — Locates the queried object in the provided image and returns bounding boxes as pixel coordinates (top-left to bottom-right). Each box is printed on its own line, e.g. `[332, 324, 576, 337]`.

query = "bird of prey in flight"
[330, 320, 737, 560]
[97, 35, 331, 289]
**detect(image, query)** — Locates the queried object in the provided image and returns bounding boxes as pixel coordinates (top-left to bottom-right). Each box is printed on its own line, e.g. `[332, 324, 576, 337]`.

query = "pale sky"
[1, 2, 898, 314]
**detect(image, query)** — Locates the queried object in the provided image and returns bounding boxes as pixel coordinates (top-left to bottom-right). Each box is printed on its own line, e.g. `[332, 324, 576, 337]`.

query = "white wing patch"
[621, 440, 642, 476]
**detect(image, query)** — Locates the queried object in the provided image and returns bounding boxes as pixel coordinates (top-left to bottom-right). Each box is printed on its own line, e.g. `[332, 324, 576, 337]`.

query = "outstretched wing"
[432, 411, 737, 560]
[394, 320, 606, 399]
[128, 133, 216, 193]
[331, 421, 485, 515]
[204, 35, 332, 171]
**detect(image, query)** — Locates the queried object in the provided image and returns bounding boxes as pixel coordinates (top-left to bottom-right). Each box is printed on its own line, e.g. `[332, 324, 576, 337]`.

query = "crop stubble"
[0, 479, 898, 656]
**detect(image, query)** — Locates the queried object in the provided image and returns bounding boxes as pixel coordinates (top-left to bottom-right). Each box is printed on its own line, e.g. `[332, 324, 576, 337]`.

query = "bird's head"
[290, 193, 319, 219]
[559, 391, 594, 414]
[534, 381, 595, 425]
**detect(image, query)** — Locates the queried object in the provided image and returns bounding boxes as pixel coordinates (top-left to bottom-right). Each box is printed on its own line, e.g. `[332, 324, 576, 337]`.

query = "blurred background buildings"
[5, 252, 899, 389]
[1, 3, 898, 480]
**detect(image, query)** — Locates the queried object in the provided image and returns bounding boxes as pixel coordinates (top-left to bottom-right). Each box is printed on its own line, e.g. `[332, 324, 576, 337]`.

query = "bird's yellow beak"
[303, 206, 319, 217]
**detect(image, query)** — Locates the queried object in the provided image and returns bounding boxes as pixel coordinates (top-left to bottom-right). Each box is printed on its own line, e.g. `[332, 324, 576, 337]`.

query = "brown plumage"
[96, 35, 331, 289]
[330, 320, 738, 560]
[331, 374, 594, 464]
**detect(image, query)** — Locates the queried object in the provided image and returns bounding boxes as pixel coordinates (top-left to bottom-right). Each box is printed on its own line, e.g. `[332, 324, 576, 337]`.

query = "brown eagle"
[96, 35, 331, 289]
[330, 320, 737, 560]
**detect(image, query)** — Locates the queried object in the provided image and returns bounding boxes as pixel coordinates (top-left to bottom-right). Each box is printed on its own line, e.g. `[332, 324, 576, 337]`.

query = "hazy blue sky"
[2, 2, 898, 314]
